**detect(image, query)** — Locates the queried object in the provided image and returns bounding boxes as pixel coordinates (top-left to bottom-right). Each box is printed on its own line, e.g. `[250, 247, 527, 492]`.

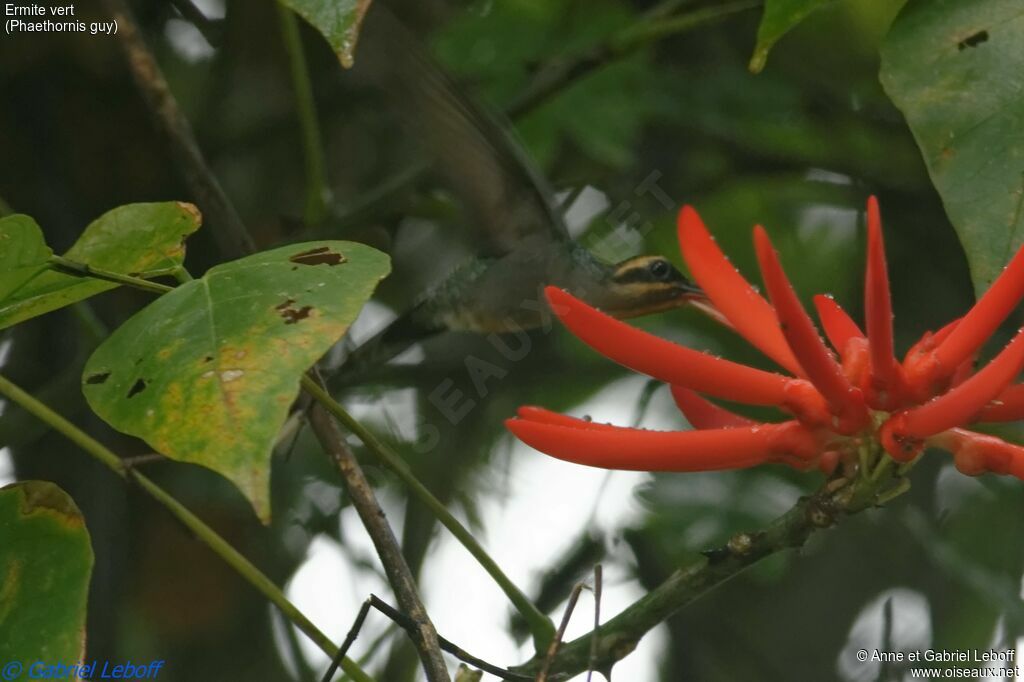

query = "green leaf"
[280, 0, 374, 68]
[881, 0, 1024, 293]
[749, 0, 836, 73]
[0, 215, 52, 302]
[0, 202, 202, 331]
[82, 241, 390, 522]
[0, 481, 93, 662]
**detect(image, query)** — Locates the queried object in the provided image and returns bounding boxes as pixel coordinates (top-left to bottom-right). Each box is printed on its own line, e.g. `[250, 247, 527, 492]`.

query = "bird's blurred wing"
[357, 6, 569, 255]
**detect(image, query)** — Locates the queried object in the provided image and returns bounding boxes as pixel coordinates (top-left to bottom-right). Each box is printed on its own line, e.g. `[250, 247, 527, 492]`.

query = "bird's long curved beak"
[678, 284, 734, 330]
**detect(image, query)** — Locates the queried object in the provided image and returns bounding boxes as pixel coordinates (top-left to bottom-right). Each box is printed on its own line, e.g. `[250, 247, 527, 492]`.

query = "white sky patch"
[346, 300, 398, 348]
[560, 185, 610, 239]
[278, 376, 681, 678]
[0, 338, 13, 369]
[804, 168, 854, 186]
[191, 0, 225, 19]
[797, 205, 859, 252]
[416, 375, 670, 679]
[281, 529, 393, 678]
[164, 19, 216, 63]
[0, 448, 14, 487]
[836, 588, 932, 682]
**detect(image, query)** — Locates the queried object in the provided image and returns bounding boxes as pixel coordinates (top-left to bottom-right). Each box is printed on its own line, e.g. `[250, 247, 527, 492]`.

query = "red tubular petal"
[669, 386, 757, 429]
[931, 243, 1024, 379]
[881, 328, 1024, 458]
[545, 287, 791, 406]
[506, 417, 820, 471]
[677, 206, 803, 376]
[977, 383, 1024, 422]
[864, 197, 898, 391]
[949, 355, 976, 388]
[753, 227, 869, 434]
[901, 318, 963, 400]
[813, 294, 865, 353]
[515, 406, 621, 430]
[929, 428, 1024, 478]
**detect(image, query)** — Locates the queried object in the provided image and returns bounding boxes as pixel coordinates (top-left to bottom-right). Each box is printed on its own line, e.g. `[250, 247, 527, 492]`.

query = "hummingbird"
[340, 6, 713, 371]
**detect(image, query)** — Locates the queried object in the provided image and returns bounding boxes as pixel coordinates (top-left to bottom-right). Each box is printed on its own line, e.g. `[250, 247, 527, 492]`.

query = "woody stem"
[513, 464, 908, 678]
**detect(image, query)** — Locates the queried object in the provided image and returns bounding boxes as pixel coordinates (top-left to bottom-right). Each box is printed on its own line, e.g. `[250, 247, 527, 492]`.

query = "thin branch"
[92, 6, 450, 675]
[536, 583, 585, 682]
[308, 389, 450, 682]
[327, 595, 535, 682]
[323, 598, 374, 682]
[586, 565, 602, 682]
[301, 375, 557, 650]
[48, 255, 175, 294]
[101, 0, 257, 259]
[0, 373, 373, 682]
[277, 4, 331, 227]
[512, 463, 911, 678]
[506, 0, 763, 119]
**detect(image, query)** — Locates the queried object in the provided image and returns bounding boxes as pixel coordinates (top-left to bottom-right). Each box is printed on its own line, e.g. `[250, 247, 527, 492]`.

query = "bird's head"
[598, 255, 714, 319]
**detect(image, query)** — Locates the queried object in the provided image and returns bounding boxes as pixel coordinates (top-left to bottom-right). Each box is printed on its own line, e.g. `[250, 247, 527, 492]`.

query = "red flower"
[506, 198, 1024, 479]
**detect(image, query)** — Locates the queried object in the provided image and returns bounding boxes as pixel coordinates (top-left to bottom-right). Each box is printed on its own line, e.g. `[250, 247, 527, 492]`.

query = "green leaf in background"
[82, 241, 390, 522]
[280, 0, 374, 68]
[0, 481, 93, 662]
[881, 0, 1024, 293]
[0, 202, 201, 331]
[749, 0, 836, 73]
[0, 215, 52, 302]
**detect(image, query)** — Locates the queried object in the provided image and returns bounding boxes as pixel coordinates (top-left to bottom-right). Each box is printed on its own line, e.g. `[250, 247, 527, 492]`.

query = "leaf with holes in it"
[0, 202, 201, 331]
[0, 215, 53, 303]
[749, 0, 836, 73]
[280, 0, 374, 68]
[881, 0, 1024, 294]
[81, 241, 390, 522]
[0, 481, 93, 662]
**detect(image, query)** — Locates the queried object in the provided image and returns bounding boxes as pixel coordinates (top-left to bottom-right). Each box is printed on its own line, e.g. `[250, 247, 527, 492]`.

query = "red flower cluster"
[506, 199, 1024, 479]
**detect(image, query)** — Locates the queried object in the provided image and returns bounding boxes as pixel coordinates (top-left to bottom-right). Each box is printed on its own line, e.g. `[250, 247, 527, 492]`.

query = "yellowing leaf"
[0, 481, 93, 662]
[0, 203, 201, 330]
[82, 241, 390, 522]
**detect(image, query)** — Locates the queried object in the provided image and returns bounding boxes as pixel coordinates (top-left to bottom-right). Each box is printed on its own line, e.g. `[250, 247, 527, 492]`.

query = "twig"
[100, 5, 447, 674]
[277, 4, 331, 227]
[101, 0, 256, 259]
[513, 461, 912, 678]
[323, 598, 374, 682]
[119, 452, 167, 469]
[301, 375, 556, 650]
[308, 389, 450, 682]
[587, 565, 602, 682]
[326, 595, 536, 682]
[0, 373, 373, 682]
[48, 255, 174, 295]
[506, 0, 762, 118]
[536, 583, 585, 682]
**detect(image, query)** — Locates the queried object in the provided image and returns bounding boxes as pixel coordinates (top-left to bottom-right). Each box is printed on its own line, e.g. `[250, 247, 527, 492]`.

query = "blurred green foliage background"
[2, 0, 1023, 680]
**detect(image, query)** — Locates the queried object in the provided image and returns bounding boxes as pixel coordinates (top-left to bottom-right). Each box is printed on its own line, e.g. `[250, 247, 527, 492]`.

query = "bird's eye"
[648, 259, 672, 280]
